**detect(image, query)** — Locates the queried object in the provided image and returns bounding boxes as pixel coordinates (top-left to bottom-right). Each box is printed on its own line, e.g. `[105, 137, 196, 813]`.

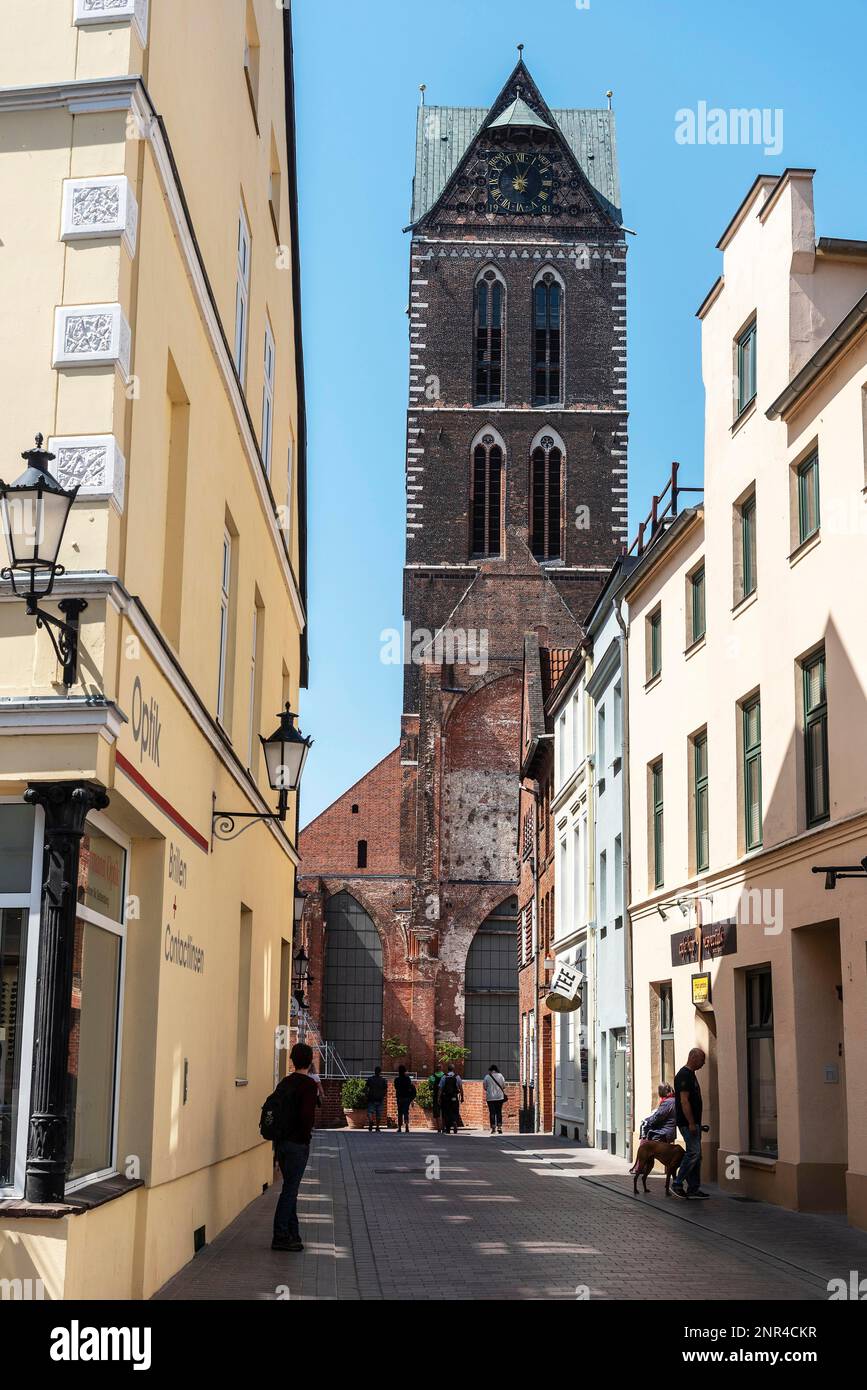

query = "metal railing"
[624, 461, 704, 557]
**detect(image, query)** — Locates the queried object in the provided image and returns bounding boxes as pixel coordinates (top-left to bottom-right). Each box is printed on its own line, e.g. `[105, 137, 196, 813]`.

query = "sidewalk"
[154, 1132, 867, 1301]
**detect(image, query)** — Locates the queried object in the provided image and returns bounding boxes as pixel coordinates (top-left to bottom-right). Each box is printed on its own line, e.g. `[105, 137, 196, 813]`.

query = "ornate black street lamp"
[0, 435, 86, 688]
[212, 705, 312, 842]
[24, 781, 109, 1203]
[292, 944, 310, 1007]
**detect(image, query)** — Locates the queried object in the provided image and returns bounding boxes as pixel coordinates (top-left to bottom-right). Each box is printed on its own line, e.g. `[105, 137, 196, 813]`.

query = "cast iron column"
[23, 781, 110, 1203]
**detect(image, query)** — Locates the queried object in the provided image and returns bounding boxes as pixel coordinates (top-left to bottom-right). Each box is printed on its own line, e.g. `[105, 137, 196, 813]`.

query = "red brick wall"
[300, 747, 404, 876]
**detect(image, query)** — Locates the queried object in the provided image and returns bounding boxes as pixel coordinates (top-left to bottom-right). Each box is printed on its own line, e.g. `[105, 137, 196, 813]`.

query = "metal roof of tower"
[488, 94, 553, 132]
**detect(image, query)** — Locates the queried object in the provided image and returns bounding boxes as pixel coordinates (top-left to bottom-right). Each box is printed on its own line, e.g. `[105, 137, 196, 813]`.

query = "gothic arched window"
[530, 434, 563, 560]
[474, 270, 505, 405]
[464, 897, 519, 1080]
[471, 432, 504, 559]
[322, 892, 383, 1074]
[533, 272, 562, 405]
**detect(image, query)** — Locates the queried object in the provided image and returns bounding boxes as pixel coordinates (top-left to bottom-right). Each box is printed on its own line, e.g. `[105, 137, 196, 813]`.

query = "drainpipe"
[613, 597, 634, 1161]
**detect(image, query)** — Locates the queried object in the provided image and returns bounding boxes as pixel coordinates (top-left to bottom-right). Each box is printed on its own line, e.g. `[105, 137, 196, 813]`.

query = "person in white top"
[482, 1064, 507, 1134]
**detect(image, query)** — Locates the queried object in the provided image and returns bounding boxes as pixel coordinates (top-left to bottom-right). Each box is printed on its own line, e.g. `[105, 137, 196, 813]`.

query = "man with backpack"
[260, 1041, 318, 1252]
[366, 1065, 388, 1132]
[394, 1064, 417, 1133]
[438, 1066, 463, 1134]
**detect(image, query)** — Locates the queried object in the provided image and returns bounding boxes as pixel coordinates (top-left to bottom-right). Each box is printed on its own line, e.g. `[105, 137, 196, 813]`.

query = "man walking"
[482, 1063, 508, 1134]
[394, 1064, 416, 1133]
[429, 1064, 445, 1132]
[270, 1042, 319, 1251]
[439, 1066, 463, 1134]
[366, 1065, 388, 1132]
[671, 1046, 709, 1200]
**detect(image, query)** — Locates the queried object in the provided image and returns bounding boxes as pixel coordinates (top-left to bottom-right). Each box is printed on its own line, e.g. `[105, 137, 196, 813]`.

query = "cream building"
[0, 0, 309, 1297]
[625, 170, 867, 1227]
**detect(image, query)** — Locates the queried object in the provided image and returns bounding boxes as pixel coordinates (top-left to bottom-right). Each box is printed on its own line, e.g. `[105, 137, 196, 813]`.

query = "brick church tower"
[300, 58, 626, 1097]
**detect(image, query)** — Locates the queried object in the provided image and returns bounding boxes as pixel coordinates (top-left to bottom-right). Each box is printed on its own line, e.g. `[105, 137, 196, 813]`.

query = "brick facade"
[300, 61, 625, 1115]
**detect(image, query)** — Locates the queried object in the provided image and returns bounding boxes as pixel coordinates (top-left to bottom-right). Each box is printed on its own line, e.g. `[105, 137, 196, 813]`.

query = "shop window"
[67, 826, 126, 1185]
[659, 982, 674, 1088]
[746, 967, 777, 1157]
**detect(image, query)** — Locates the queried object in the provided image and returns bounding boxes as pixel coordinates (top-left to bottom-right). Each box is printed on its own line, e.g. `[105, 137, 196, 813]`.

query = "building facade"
[0, 0, 308, 1296]
[583, 557, 635, 1156]
[549, 648, 594, 1140]
[517, 635, 573, 1132]
[300, 60, 626, 1101]
[626, 170, 867, 1228]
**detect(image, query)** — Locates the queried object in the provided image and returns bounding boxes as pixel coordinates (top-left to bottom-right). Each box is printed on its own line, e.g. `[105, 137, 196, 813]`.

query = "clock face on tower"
[487, 151, 555, 214]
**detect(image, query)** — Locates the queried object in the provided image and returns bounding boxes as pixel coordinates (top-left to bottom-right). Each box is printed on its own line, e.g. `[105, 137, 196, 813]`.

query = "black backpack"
[442, 1074, 458, 1102]
[260, 1083, 292, 1142]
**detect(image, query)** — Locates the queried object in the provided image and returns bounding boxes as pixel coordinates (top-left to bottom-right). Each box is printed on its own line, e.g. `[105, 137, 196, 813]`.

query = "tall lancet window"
[530, 434, 563, 560]
[474, 270, 505, 405]
[533, 271, 562, 405]
[471, 432, 504, 558]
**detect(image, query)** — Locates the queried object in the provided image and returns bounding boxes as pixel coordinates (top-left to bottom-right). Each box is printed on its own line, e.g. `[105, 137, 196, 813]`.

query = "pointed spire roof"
[411, 59, 622, 225]
[488, 93, 552, 132]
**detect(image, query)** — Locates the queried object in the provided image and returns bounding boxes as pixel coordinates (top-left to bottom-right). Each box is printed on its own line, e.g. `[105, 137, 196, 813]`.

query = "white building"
[549, 649, 593, 1141]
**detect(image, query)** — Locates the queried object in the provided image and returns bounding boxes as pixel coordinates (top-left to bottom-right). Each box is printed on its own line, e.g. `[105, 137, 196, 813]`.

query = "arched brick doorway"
[464, 897, 519, 1080]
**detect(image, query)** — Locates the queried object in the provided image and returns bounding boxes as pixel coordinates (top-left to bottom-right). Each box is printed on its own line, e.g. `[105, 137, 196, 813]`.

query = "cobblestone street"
[154, 1133, 867, 1302]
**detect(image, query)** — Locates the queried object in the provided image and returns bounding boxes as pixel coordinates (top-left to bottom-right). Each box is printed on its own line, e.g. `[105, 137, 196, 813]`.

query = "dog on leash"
[632, 1139, 685, 1195]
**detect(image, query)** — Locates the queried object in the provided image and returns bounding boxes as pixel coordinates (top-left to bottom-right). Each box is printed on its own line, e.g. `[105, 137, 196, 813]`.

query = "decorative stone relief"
[47, 435, 126, 512]
[73, 0, 149, 45]
[53, 304, 132, 378]
[61, 176, 138, 257]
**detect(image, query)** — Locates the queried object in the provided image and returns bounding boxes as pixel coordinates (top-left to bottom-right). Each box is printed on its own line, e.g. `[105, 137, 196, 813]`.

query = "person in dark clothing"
[271, 1042, 319, 1251]
[394, 1064, 417, 1133]
[429, 1068, 445, 1131]
[439, 1067, 463, 1134]
[366, 1066, 388, 1131]
[671, 1047, 709, 1200]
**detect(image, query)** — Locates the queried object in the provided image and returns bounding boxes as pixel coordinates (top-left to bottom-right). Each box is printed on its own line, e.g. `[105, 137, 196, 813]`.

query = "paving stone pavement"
[154, 1132, 867, 1301]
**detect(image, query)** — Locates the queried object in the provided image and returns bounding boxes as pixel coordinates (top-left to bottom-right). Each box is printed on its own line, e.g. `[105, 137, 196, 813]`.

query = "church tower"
[300, 60, 626, 1096]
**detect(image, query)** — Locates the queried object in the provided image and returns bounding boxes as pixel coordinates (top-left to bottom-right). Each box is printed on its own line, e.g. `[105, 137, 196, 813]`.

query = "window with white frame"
[557, 708, 568, 789]
[572, 821, 582, 928]
[261, 321, 275, 476]
[234, 206, 251, 387]
[217, 529, 233, 722]
[571, 686, 583, 768]
[557, 838, 567, 935]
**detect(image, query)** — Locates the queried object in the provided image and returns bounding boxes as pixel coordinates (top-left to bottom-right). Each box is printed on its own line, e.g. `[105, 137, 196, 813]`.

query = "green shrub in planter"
[341, 1077, 368, 1110]
[435, 1042, 470, 1069]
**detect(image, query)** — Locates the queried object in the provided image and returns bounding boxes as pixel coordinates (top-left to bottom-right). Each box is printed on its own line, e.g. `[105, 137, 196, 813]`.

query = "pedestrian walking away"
[394, 1064, 417, 1132]
[671, 1048, 709, 1200]
[366, 1065, 388, 1131]
[429, 1066, 445, 1132]
[259, 1041, 319, 1252]
[482, 1063, 508, 1134]
[439, 1066, 464, 1134]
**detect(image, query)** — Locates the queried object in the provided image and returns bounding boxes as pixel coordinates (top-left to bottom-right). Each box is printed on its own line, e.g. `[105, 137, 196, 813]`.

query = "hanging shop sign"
[546, 962, 583, 1013]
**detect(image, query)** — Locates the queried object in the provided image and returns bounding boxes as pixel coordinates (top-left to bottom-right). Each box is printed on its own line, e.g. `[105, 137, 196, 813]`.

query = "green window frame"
[737, 319, 757, 415]
[690, 566, 706, 643]
[694, 731, 709, 872]
[741, 494, 757, 598]
[652, 759, 664, 888]
[803, 649, 829, 825]
[648, 608, 662, 680]
[797, 451, 820, 545]
[743, 696, 762, 851]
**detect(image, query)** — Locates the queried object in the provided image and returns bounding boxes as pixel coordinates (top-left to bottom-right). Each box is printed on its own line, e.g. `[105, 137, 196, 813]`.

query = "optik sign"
[131, 677, 162, 767]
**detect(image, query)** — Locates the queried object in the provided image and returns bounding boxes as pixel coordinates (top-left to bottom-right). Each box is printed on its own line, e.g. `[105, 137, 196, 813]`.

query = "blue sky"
[293, 0, 867, 828]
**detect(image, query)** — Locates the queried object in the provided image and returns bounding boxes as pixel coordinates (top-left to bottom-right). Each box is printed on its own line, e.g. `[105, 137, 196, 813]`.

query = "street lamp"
[0, 434, 86, 687]
[294, 888, 307, 928]
[212, 704, 312, 842]
[812, 855, 867, 890]
[292, 944, 310, 1006]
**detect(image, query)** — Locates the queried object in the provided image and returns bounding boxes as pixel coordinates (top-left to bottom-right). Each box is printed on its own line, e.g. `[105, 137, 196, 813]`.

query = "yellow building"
[0, 0, 309, 1298]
